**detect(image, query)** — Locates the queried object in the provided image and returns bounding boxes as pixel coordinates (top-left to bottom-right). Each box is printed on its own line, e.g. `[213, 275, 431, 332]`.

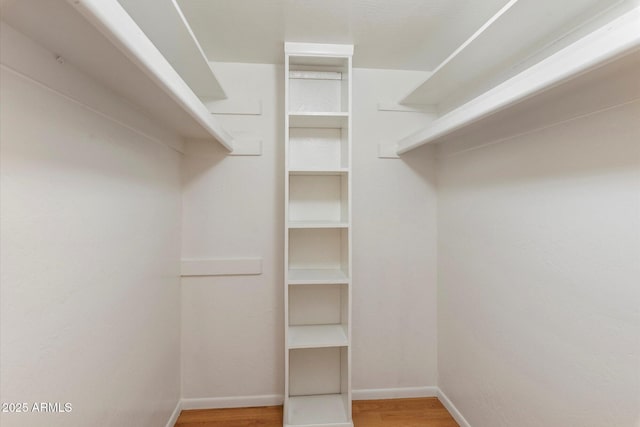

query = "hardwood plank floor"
[175, 397, 459, 427]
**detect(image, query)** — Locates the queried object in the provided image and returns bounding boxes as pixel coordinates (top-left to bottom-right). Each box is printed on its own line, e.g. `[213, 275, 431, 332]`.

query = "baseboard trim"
[179, 387, 438, 409]
[353, 386, 438, 400]
[165, 400, 182, 427]
[437, 389, 472, 427]
[181, 394, 284, 410]
[177, 387, 471, 427]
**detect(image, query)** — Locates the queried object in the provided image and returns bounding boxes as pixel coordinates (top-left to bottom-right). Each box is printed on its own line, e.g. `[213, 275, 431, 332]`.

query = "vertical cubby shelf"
[284, 42, 354, 427]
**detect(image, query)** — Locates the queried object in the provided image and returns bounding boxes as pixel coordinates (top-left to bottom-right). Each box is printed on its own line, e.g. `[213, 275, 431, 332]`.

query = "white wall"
[180, 63, 438, 403]
[0, 32, 182, 426]
[437, 92, 640, 427]
[352, 69, 438, 395]
[180, 63, 284, 403]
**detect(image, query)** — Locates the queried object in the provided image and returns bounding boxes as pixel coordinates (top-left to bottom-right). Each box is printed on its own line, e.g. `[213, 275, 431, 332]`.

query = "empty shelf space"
[288, 228, 349, 272]
[289, 174, 348, 223]
[288, 228, 349, 271]
[287, 394, 350, 427]
[289, 284, 347, 326]
[289, 72, 348, 114]
[289, 346, 349, 397]
[288, 324, 348, 349]
[288, 269, 349, 285]
[289, 112, 348, 129]
[289, 221, 349, 229]
[289, 126, 349, 170]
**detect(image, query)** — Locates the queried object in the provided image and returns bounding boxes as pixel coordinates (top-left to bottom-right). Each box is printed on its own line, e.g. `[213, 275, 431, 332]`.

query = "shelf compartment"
[289, 113, 348, 129]
[288, 324, 348, 349]
[289, 347, 348, 396]
[288, 268, 349, 285]
[288, 228, 348, 272]
[289, 127, 348, 170]
[287, 394, 351, 427]
[289, 174, 348, 223]
[289, 53, 349, 70]
[289, 284, 347, 326]
[289, 69, 348, 113]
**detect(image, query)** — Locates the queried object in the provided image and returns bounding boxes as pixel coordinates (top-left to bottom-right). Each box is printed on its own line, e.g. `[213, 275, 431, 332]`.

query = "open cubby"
[287, 394, 350, 427]
[289, 284, 348, 326]
[289, 347, 348, 396]
[289, 56, 349, 113]
[289, 173, 348, 223]
[288, 228, 348, 271]
[289, 127, 348, 170]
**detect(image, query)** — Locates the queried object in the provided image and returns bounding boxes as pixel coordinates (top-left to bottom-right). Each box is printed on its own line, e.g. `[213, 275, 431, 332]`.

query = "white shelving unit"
[284, 42, 354, 427]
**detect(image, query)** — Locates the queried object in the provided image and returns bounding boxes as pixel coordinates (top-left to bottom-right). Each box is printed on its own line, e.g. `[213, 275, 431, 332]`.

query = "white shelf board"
[288, 269, 349, 285]
[289, 169, 348, 176]
[396, 5, 640, 154]
[116, 0, 225, 98]
[288, 325, 348, 349]
[402, 0, 619, 106]
[66, 0, 233, 149]
[289, 221, 349, 229]
[2, 0, 232, 148]
[289, 113, 348, 129]
[287, 394, 351, 427]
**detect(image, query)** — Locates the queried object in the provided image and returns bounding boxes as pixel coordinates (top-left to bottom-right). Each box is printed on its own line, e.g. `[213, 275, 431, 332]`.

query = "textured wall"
[437, 99, 640, 427]
[0, 61, 181, 425]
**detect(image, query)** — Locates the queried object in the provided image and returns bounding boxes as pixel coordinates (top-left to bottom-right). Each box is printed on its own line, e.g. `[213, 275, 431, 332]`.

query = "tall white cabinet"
[284, 42, 354, 427]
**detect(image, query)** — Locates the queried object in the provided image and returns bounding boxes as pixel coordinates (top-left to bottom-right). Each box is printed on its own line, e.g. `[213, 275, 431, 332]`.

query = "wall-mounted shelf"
[1, 0, 233, 150]
[401, 0, 619, 107]
[392, 5, 640, 155]
[116, 0, 225, 99]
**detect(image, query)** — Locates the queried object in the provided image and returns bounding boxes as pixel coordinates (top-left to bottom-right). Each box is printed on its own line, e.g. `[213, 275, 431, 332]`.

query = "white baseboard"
[178, 387, 438, 410]
[181, 394, 283, 410]
[353, 386, 438, 400]
[437, 389, 472, 427]
[165, 400, 182, 427]
[176, 387, 471, 427]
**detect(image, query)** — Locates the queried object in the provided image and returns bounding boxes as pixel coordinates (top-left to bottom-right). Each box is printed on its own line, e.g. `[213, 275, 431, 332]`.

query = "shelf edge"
[67, 0, 234, 151]
[395, 6, 640, 155]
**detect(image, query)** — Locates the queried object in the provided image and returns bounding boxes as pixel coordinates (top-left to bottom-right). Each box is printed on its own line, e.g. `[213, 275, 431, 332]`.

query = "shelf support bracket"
[228, 138, 262, 156]
[377, 143, 400, 159]
[377, 102, 436, 114]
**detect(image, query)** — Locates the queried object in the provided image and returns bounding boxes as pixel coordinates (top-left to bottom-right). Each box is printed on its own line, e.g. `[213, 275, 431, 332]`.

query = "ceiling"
[177, 0, 511, 70]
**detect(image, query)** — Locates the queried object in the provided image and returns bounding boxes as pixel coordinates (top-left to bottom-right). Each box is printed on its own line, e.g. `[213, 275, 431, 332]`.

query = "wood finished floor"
[175, 397, 459, 427]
